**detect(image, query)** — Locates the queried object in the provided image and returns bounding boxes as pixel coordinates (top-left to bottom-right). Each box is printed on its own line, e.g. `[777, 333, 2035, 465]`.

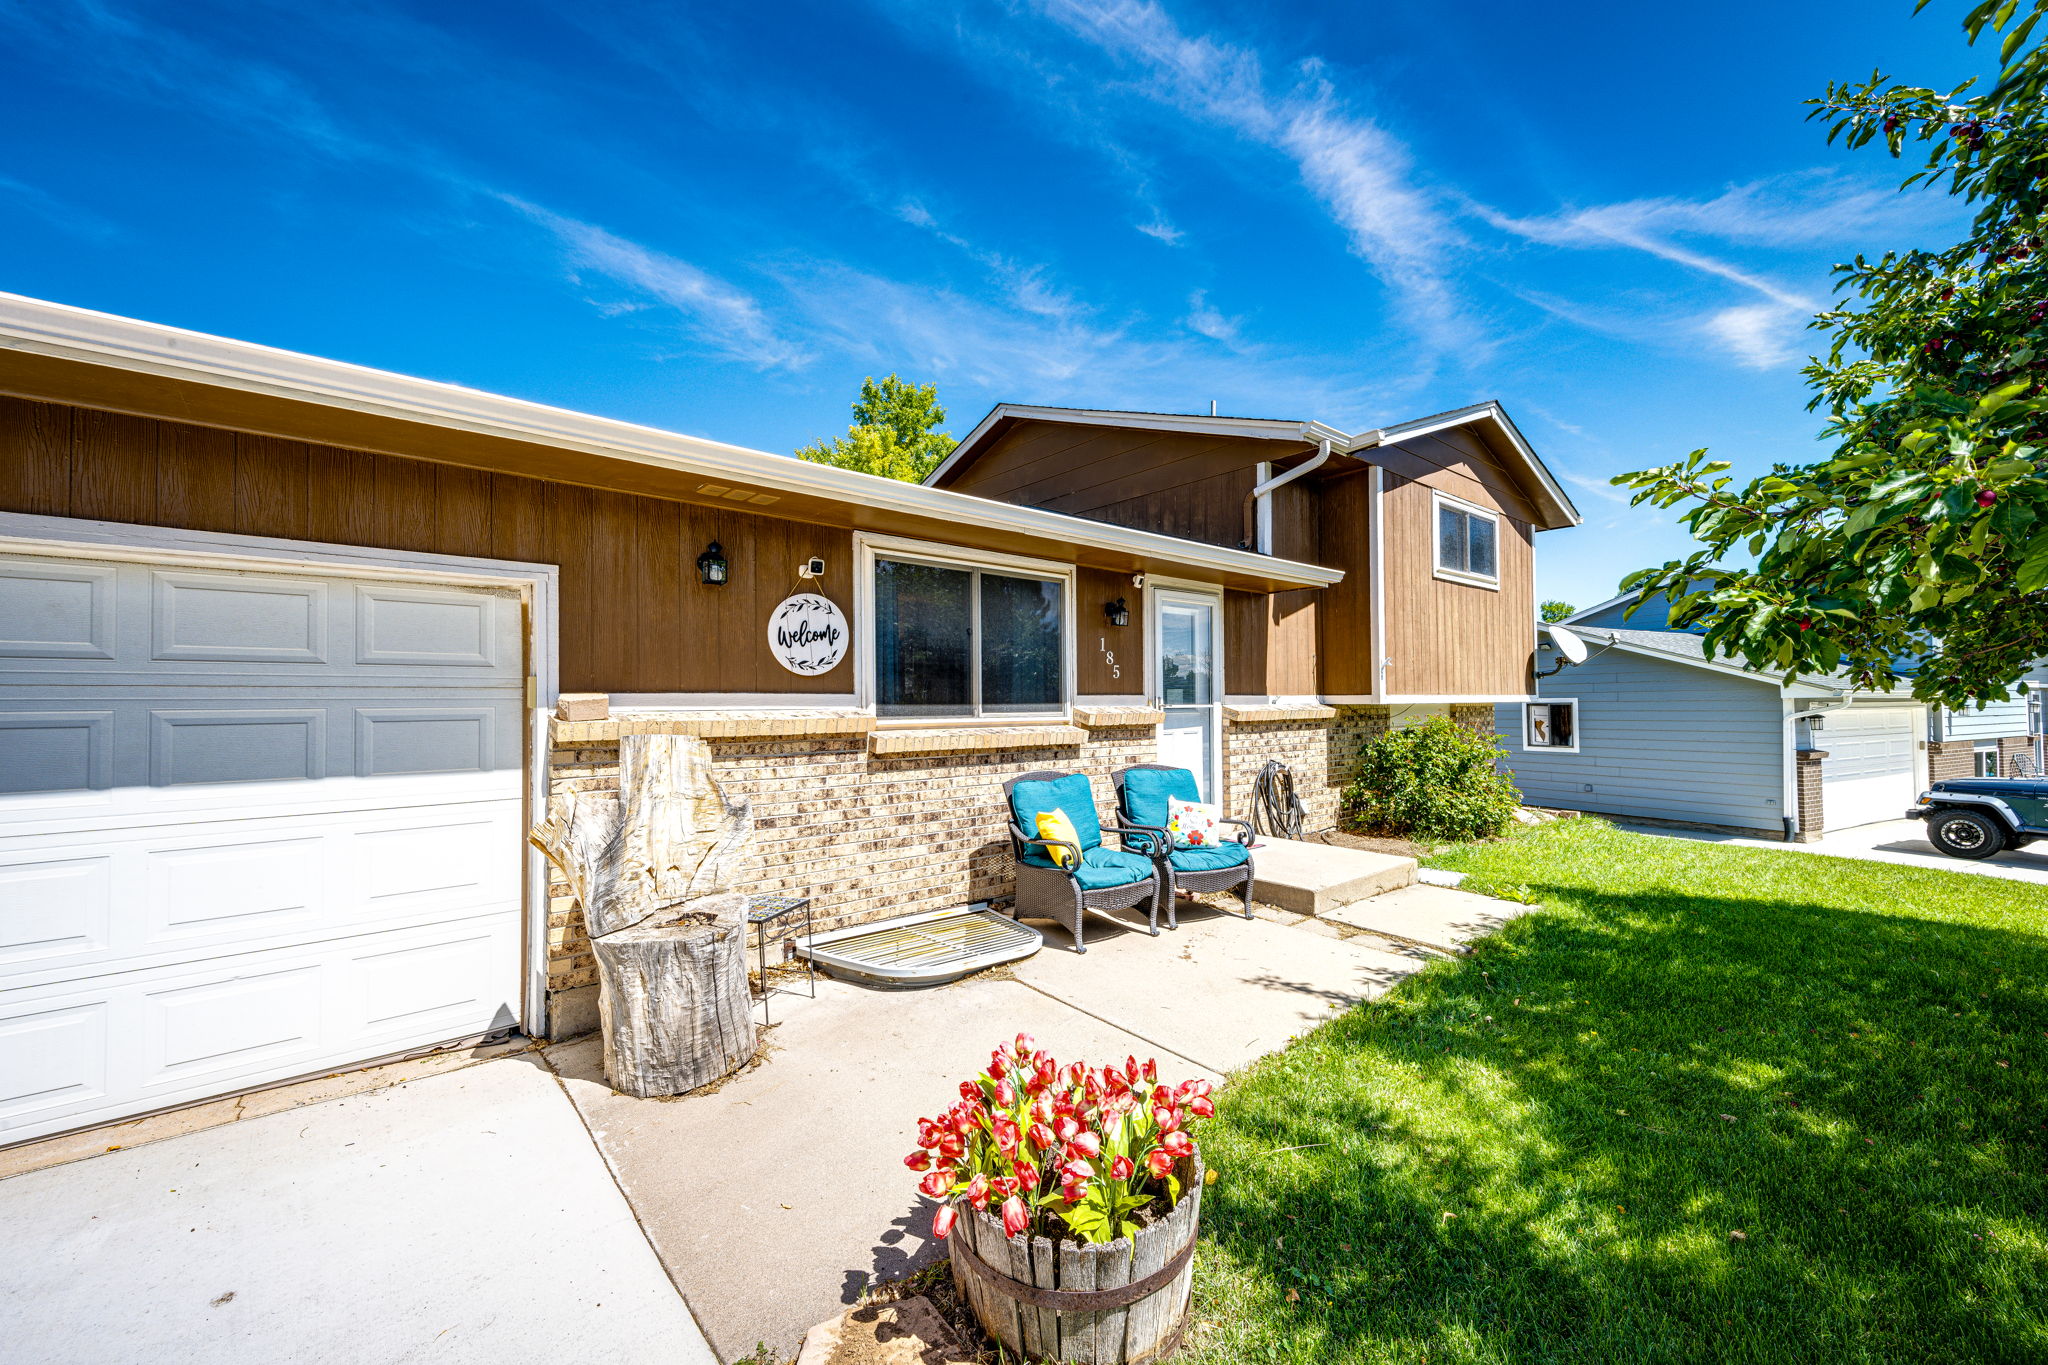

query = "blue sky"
[0, 1, 1991, 607]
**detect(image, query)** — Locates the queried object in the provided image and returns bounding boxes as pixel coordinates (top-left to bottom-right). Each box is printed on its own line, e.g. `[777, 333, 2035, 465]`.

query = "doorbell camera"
[799, 557, 826, 579]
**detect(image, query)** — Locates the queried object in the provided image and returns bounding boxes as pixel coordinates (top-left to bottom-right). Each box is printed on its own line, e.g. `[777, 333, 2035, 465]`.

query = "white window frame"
[1973, 741, 2000, 778]
[1524, 697, 1579, 753]
[1431, 489, 1502, 590]
[853, 533, 1075, 728]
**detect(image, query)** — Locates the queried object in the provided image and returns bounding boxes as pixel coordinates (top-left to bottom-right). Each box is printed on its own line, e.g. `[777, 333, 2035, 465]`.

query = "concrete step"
[1248, 836, 1416, 915]
[1321, 882, 1532, 955]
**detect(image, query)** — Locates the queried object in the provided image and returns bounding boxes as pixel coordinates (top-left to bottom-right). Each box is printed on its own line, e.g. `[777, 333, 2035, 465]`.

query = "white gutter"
[1369, 465, 1388, 699]
[0, 292, 1344, 591]
[1248, 438, 1332, 553]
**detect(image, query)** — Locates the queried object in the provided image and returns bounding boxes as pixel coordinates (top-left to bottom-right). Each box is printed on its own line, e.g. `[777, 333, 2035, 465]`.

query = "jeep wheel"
[1928, 809, 2006, 860]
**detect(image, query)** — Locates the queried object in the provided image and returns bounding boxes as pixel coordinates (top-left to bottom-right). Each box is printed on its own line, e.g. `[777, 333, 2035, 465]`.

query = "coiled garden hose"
[1251, 759, 1305, 842]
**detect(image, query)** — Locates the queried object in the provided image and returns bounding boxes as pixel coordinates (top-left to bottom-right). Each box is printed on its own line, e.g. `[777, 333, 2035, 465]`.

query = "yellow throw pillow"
[1034, 809, 1081, 867]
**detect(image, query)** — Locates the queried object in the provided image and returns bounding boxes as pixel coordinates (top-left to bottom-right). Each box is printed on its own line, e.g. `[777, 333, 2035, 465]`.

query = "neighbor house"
[1498, 592, 2048, 839]
[926, 401, 1583, 826]
[0, 294, 1574, 1148]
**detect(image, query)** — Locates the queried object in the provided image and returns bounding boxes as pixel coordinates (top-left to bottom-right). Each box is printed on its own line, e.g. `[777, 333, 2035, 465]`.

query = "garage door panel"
[149, 708, 327, 785]
[0, 552, 528, 1144]
[0, 856, 113, 966]
[356, 585, 502, 667]
[0, 560, 116, 659]
[151, 571, 330, 664]
[0, 1001, 108, 1124]
[0, 710, 113, 793]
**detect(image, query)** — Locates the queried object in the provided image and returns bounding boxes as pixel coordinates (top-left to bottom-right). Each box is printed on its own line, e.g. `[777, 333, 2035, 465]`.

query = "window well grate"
[796, 908, 1042, 987]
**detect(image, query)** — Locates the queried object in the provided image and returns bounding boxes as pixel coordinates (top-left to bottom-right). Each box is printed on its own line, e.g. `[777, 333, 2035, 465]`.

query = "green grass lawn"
[1183, 820, 2048, 1364]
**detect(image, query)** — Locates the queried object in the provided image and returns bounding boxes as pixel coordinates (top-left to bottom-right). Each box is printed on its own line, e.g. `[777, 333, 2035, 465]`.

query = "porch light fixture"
[1104, 597, 1130, 628]
[696, 541, 729, 586]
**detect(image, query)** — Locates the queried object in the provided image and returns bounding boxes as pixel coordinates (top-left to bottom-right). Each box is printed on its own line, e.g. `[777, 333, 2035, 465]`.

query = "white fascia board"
[0, 293, 1343, 591]
[1350, 402, 1581, 529]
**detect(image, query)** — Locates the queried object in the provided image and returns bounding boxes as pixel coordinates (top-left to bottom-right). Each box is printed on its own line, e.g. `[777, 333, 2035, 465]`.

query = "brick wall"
[1999, 735, 2039, 775]
[1219, 705, 1389, 833]
[544, 721, 1158, 1022]
[1793, 749, 1827, 842]
[1928, 740, 1976, 783]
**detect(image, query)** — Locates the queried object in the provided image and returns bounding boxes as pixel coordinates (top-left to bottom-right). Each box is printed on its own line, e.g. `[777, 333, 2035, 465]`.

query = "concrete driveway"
[1619, 817, 2048, 884]
[0, 1056, 717, 1365]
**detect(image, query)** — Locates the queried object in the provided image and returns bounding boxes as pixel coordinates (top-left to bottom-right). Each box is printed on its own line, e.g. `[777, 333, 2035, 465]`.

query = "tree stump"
[592, 894, 755, 1097]
[530, 734, 758, 1097]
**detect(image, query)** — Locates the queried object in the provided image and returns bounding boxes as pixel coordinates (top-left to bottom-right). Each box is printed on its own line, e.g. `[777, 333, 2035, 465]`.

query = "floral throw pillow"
[1167, 799, 1222, 848]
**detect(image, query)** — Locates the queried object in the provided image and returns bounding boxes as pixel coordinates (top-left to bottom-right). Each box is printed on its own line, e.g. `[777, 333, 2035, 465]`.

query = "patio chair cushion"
[1010, 773, 1102, 851]
[1120, 766, 1201, 831]
[1167, 840, 1251, 874]
[1020, 843, 1156, 890]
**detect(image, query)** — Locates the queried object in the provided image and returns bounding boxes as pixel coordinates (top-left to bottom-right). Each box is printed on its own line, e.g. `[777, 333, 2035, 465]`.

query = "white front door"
[0, 552, 527, 1145]
[1821, 707, 1920, 831]
[1152, 590, 1220, 800]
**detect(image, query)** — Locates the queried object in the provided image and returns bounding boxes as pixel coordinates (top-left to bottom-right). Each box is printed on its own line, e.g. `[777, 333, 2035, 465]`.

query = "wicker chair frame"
[1002, 771, 1163, 954]
[1112, 764, 1257, 926]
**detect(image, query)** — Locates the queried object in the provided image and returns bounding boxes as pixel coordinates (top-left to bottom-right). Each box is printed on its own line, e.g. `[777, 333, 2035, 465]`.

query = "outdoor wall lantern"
[1104, 597, 1130, 628]
[697, 541, 730, 586]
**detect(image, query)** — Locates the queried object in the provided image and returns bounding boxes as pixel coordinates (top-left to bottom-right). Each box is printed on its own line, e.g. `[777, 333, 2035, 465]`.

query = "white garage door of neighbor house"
[0, 553, 527, 1145]
[1821, 707, 1920, 832]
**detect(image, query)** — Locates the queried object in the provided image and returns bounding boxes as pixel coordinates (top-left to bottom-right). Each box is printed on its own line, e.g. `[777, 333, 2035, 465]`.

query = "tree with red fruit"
[1615, 1, 2048, 708]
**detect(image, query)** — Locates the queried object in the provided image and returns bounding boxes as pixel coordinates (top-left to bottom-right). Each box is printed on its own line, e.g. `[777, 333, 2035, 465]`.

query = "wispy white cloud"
[1182, 290, 1242, 347]
[0, 173, 117, 240]
[1027, 0, 1471, 351]
[500, 197, 810, 371]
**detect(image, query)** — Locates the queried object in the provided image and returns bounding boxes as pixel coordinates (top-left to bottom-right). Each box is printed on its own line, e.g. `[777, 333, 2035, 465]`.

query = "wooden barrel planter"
[948, 1153, 1203, 1364]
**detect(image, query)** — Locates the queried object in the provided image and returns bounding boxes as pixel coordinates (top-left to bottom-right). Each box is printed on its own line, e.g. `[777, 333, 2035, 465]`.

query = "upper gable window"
[1433, 491, 1501, 589]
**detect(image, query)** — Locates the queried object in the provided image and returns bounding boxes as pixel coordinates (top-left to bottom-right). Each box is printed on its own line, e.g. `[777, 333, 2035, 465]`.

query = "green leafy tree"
[1614, 1, 2048, 708]
[795, 374, 956, 482]
[1540, 600, 1577, 623]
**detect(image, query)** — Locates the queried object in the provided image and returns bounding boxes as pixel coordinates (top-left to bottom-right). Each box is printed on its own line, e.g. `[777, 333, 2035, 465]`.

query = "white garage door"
[1821, 707, 1920, 832]
[0, 553, 527, 1145]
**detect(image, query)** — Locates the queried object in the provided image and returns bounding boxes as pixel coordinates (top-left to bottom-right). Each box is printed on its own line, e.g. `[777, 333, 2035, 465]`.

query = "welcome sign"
[767, 593, 848, 676]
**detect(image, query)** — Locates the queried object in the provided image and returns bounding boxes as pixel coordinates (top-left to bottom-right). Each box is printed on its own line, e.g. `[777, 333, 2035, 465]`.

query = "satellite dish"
[1541, 623, 1589, 665]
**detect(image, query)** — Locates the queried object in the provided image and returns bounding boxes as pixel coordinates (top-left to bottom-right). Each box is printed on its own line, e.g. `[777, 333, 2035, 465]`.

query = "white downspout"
[1249, 438, 1332, 554]
[1368, 465, 1387, 701]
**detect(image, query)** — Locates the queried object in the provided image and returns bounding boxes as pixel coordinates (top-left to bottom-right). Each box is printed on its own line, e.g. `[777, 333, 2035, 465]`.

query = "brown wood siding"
[1313, 471, 1376, 695]
[0, 397, 856, 696]
[1370, 425, 1538, 523]
[939, 421, 1308, 550]
[1076, 566, 1144, 696]
[1380, 472, 1536, 697]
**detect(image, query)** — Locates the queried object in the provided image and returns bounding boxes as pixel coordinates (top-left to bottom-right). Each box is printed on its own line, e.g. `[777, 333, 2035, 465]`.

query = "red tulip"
[994, 1079, 1016, 1107]
[988, 1053, 1008, 1079]
[1162, 1130, 1194, 1157]
[1014, 1159, 1040, 1187]
[938, 1134, 964, 1160]
[905, 1150, 932, 1171]
[919, 1169, 952, 1199]
[993, 1175, 1019, 1198]
[1015, 1032, 1037, 1055]
[1153, 1106, 1179, 1133]
[932, 1205, 957, 1239]
[1065, 1062, 1086, 1088]
[1055, 1115, 1079, 1142]
[1188, 1095, 1215, 1118]
[993, 1115, 1021, 1155]
[1002, 1196, 1030, 1237]
[966, 1174, 991, 1210]
[1126, 1056, 1141, 1085]
[1111, 1155, 1134, 1180]
[1029, 1123, 1057, 1152]
[1142, 1058, 1158, 1084]
[1067, 1131, 1102, 1159]
[1145, 1148, 1175, 1177]
[959, 1081, 982, 1103]
[1031, 1094, 1055, 1123]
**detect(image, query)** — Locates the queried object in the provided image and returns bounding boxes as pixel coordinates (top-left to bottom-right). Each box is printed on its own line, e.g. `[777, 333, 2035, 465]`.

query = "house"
[926, 402, 1583, 826]
[1498, 592, 2046, 839]
[0, 294, 1571, 1149]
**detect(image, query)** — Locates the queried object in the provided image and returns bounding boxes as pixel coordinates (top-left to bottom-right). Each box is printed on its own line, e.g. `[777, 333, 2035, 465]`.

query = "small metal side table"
[745, 893, 815, 1025]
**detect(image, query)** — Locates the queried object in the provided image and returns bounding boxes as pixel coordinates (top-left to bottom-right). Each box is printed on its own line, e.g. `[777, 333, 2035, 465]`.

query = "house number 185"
[1098, 635, 1120, 680]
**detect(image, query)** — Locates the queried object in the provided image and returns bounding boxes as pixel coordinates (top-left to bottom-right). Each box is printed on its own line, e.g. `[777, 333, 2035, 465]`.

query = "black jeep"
[1906, 777, 2048, 859]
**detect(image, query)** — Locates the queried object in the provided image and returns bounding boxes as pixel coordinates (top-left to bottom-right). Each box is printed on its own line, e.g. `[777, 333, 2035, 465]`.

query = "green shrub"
[1339, 716, 1520, 842]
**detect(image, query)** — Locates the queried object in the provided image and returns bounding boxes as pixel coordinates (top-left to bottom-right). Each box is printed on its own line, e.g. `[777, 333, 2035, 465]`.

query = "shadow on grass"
[1186, 868, 2048, 1365]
